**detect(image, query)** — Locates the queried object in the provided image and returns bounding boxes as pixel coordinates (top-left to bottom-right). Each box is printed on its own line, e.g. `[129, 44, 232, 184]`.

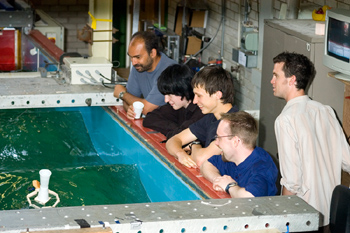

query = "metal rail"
[0, 196, 319, 233]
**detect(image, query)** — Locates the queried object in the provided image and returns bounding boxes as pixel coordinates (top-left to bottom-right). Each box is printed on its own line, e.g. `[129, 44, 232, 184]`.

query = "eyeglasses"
[214, 134, 235, 140]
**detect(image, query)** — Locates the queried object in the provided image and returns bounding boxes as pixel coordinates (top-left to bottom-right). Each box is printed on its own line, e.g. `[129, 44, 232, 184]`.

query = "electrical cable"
[80, 78, 102, 86]
[84, 70, 99, 83]
[111, 60, 120, 68]
[76, 70, 97, 83]
[184, 15, 224, 65]
[101, 80, 115, 89]
[80, 78, 89, 84]
[94, 69, 127, 88]
[95, 70, 111, 81]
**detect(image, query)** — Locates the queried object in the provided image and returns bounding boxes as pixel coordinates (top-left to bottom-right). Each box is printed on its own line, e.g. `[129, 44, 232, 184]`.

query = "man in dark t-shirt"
[166, 66, 238, 168]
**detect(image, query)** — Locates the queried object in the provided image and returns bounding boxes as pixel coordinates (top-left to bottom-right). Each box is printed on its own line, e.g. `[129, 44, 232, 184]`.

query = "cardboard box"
[186, 36, 202, 55]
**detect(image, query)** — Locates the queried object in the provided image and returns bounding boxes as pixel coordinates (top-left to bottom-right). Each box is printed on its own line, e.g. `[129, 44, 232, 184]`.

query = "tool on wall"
[77, 12, 118, 45]
[77, 24, 119, 45]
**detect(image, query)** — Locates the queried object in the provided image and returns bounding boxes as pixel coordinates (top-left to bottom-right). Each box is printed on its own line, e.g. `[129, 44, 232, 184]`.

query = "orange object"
[32, 180, 40, 189]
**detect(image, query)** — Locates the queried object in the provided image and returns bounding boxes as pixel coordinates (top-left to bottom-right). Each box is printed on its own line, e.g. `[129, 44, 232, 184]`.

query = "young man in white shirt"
[271, 51, 350, 231]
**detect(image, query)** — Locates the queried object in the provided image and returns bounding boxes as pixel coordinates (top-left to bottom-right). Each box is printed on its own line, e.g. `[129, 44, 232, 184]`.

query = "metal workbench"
[0, 72, 121, 109]
[0, 196, 319, 233]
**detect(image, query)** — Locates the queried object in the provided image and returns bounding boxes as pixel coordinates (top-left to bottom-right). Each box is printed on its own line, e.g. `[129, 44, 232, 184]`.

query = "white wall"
[168, 0, 261, 111]
[89, 0, 113, 60]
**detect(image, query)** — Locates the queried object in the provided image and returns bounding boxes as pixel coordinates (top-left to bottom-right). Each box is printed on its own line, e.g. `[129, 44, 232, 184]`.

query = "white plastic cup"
[36, 169, 52, 204]
[133, 101, 144, 119]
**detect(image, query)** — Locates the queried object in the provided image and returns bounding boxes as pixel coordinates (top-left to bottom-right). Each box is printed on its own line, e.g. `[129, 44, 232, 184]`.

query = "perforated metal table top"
[0, 72, 121, 109]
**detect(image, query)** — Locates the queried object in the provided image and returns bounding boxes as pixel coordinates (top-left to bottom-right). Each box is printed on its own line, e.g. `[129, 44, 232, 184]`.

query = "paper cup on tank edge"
[133, 101, 144, 119]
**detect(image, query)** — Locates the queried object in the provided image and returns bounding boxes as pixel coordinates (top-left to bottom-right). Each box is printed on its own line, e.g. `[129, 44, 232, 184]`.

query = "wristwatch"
[189, 140, 201, 150]
[225, 182, 237, 194]
[191, 140, 201, 145]
[118, 91, 125, 100]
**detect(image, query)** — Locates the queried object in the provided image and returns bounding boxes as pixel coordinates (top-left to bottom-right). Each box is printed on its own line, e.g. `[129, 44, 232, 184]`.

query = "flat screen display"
[327, 17, 350, 63]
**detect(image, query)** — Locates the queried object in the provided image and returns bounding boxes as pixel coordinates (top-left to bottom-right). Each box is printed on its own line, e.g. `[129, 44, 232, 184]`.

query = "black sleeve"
[166, 107, 204, 139]
[143, 104, 179, 136]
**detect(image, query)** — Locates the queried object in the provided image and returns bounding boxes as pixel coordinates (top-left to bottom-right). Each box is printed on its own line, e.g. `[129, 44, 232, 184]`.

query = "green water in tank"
[0, 109, 150, 210]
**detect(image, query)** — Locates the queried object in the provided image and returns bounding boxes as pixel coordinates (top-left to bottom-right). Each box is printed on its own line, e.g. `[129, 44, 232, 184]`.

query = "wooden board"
[190, 10, 206, 28]
[174, 6, 186, 36]
[185, 36, 202, 55]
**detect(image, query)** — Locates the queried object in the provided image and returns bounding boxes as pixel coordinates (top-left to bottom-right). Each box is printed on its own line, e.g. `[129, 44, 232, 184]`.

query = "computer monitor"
[323, 8, 350, 80]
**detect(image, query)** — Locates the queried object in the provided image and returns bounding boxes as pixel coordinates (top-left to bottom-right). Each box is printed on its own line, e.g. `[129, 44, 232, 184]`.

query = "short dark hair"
[273, 52, 316, 91]
[220, 111, 258, 149]
[191, 66, 235, 104]
[157, 64, 195, 101]
[131, 31, 161, 56]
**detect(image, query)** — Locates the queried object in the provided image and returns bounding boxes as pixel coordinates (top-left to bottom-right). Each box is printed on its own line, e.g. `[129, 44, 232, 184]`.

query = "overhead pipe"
[220, 0, 225, 59]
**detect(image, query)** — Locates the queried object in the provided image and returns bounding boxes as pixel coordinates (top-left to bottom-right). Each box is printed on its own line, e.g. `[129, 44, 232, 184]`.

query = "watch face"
[225, 182, 236, 194]
[229, 182, 237, 187]
[119, 92, 124, 99]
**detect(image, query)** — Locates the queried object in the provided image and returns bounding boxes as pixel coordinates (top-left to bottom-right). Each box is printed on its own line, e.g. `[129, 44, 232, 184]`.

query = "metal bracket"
[77, 24, 119, 45]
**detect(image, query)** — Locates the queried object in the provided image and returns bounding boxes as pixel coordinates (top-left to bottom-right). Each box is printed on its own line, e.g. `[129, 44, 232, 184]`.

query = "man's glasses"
[214, 134, 235, 140]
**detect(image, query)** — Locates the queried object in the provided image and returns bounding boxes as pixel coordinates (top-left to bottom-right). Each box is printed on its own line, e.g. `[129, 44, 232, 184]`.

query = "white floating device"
[35, 169, 52, 204]
[26, 169, 60, 209]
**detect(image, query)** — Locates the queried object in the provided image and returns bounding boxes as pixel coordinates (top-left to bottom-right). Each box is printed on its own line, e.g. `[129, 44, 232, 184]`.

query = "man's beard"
[134, 57, 153, 72]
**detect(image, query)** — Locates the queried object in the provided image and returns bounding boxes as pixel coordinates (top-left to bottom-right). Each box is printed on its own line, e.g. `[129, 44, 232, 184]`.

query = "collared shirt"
[208, 147, 278, 197]
[189, 106, 239, 147]
[275, 95, 350, 226]
[126, 52, 177, 106]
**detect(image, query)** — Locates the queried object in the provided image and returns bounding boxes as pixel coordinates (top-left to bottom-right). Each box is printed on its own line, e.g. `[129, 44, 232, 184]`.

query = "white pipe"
[221, 0, 225, 58]
[35, 169, 52, 204]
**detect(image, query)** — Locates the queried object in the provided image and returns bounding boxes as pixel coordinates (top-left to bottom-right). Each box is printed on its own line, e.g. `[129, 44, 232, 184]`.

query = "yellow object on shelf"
[312, 5, 331, 21]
